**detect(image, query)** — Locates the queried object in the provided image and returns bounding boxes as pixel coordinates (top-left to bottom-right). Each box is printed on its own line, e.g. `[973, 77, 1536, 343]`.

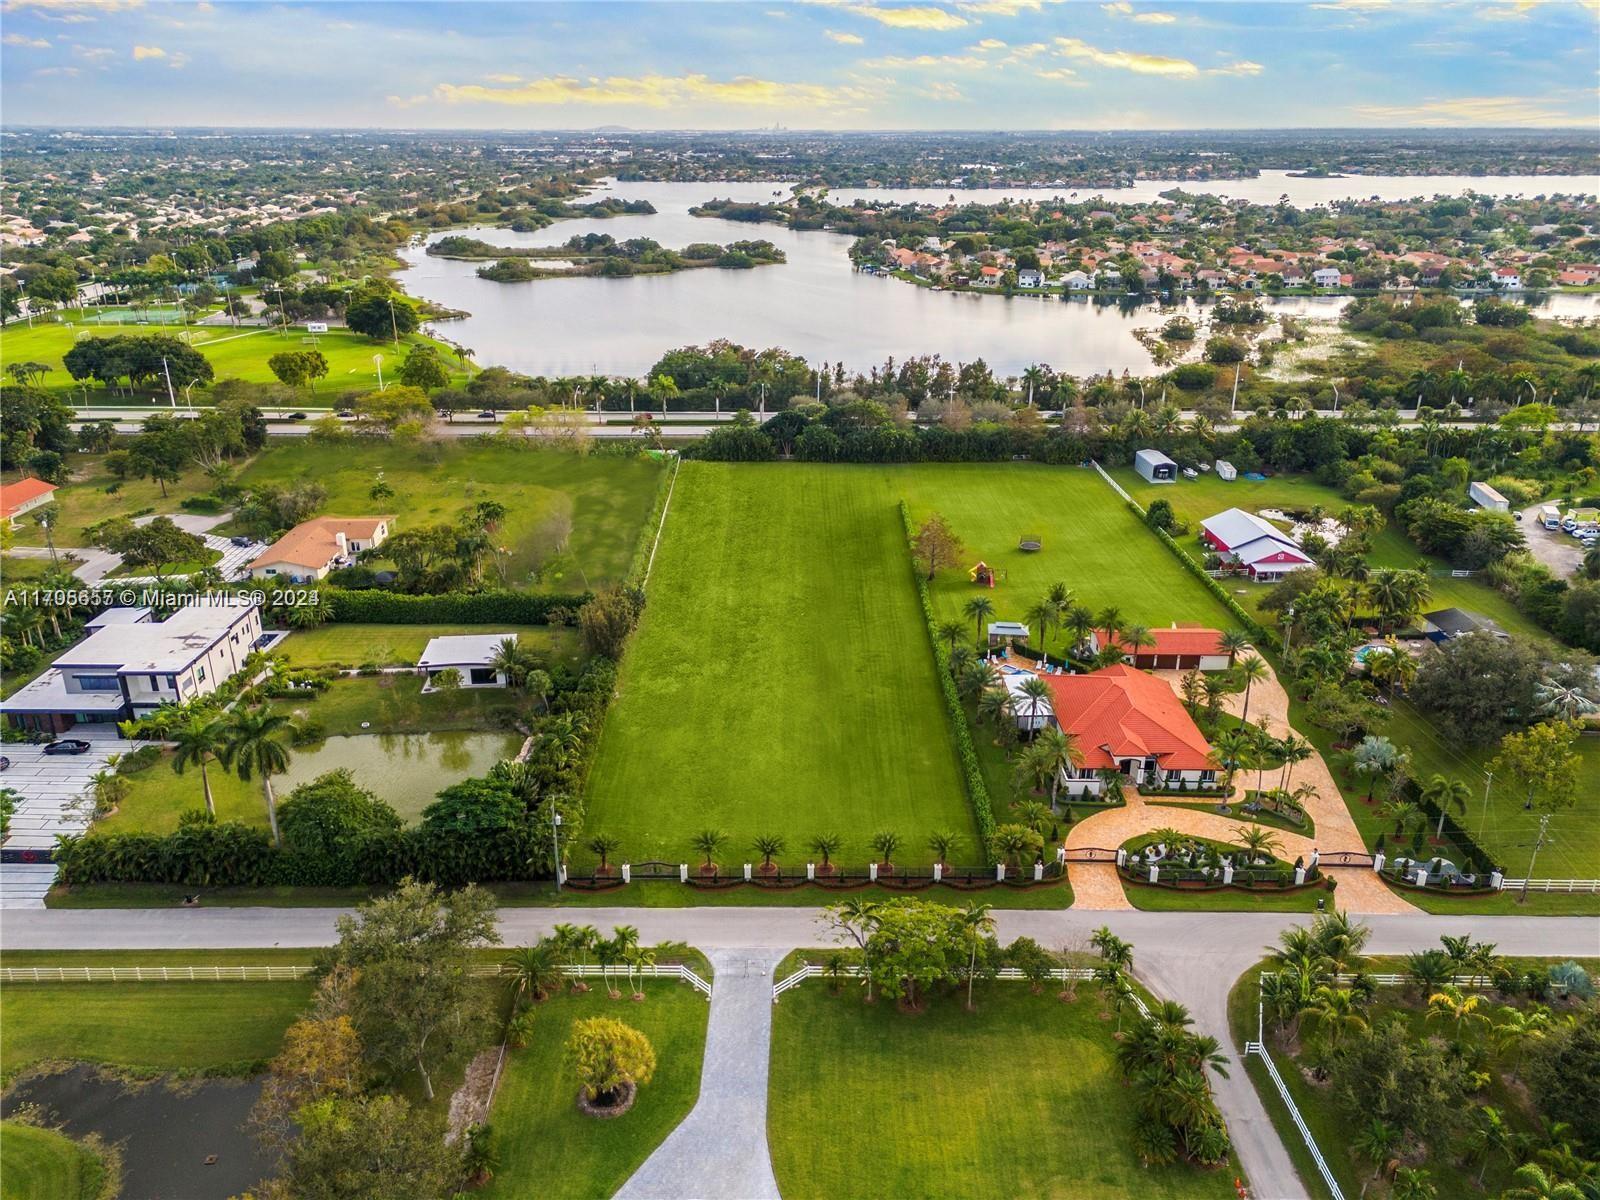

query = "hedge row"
[900, 501, 996, 848]
[1399, 776, 1505, 874]
[321, 588, 591, 625]
[1119, 496, 1279, 652]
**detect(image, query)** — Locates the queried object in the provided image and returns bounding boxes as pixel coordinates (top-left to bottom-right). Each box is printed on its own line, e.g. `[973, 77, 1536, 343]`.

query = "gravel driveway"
[1518, 503, 1585, 577]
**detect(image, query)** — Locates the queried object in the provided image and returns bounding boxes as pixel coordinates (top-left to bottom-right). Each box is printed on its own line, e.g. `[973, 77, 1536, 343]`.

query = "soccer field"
[584, 462, 976, 867]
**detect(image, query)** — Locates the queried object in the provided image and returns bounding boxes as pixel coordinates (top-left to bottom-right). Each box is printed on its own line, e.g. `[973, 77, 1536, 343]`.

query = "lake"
[279, 731, 524, 822]
[398, 171, 1600, 378]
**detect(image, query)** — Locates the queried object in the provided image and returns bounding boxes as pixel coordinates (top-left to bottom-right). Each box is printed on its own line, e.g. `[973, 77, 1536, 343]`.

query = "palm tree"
[88, 767, 130, 818]
[623, 944, 656, 1001]
[1351, 1117, 1400, 1189]
[1304, 985, 1367, 1054]
[963, 595, 995, 647]
[1095, 606, 1123, 643]
[752, 833, 785, 872]
[869, 830, 901, 869]
[1233, 655, 1269, 724]
[1025, 599, 1056, 655]
[1217, 628, 1252, 660]
[1121, 624, 1156, 662]
[587, 834, 621, 874]
[170, 714, 227, 819]
[935, 619, 965, 656]
[926, 829, 961, 867]
[1494, 1004, 1551, 1080]
[1030, 725, 1081, 809]
[1378, 797, 1424, 836]
[489, 637, 532, 689]
[977, 685, 1014, 730]
[1210, 727, 1255, 793]
[1200, 673, 1232, 726]
[1276, 734, 1314, 794]
[1064, 604, 1096, 656]
[958, 902, 996, 1010]
[1419, 773, 1470, 840]
[1348, 735, 1406, 802]
[505, 941, 564, 1004]
[987, 825, 1032, 872]
[1426, 984, 1490, 1042]
[1502, 1163, 1584, 1200]
[1462, 1107, 1520, 1189]
[551, 923, 599, 992]
[1012, 739, 1055, 800]
[1178, 670, 1203, 717]
[807, 832, 842, 872]
[690, 828, 726, 873]
[957, 658, 999, 702]
[1014, 675, 1052, 732]
[1389, 1166, 1437, 1200]
[219, 707, 292, 845]
[1233, 823, 1282, 862]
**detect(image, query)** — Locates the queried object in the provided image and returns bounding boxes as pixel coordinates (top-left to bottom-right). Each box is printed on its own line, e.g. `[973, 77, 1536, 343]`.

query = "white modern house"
[1200, 508, 1317, 582]
[417, 633, 516, 691]
[1312, 267, 1342, 288]
[1017, 268, 1045, 289]
[1061, 270, 1093, 291]
[0, 599, 262, 735]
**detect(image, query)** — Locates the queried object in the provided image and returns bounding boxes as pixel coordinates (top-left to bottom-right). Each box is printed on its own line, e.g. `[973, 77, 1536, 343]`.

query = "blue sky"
[2, 0, 1597, 129]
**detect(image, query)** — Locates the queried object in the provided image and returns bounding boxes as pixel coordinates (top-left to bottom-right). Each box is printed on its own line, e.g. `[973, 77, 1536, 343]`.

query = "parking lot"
[1518, 503, 1587, 577]
[1, 728, 122, 907]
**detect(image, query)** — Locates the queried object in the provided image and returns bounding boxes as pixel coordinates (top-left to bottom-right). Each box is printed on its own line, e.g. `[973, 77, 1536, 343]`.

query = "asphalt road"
[8, 904, 1594, 1200]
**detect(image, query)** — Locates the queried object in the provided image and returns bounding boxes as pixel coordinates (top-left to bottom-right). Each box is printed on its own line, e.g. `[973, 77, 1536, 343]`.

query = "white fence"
[1500, 878, 1600, 893]
[1244, 1040, 1346, 1200]
[3, 961, 714, 996]
[773, 963, 1145, 1016]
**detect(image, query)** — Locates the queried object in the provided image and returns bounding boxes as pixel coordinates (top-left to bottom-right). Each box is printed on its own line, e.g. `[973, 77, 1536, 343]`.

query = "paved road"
[614, 948, 785, 1200]
[8, 906, 1593, 1200]
[6, 544, 123, 585]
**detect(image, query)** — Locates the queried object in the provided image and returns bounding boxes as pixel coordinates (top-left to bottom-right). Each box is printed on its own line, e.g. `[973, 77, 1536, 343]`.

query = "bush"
[178, 495, 226, 514]
[323, 588, 589, 625]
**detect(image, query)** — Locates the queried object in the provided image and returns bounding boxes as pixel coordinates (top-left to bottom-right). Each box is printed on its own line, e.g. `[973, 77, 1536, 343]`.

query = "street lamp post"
[373, 354, 385, 392]
[552, 810, 563, 894]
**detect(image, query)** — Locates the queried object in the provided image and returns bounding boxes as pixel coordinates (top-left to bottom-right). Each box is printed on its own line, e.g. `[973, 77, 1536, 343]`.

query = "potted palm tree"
[926, 830, 960, 873]
[808, 832, 842, 877]
[587, 834, 621, 878]
[752, 833, 785, 876]
[869, 830, 901, 877]
[690, 828, 726, 878]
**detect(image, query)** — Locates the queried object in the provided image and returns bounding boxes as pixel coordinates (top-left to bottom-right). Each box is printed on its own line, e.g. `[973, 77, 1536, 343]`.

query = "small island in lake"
[431, 233, 786, 282]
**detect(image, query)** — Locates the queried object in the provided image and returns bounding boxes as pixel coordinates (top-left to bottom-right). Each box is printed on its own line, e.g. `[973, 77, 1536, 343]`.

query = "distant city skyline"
[2, 0, 1598, 131]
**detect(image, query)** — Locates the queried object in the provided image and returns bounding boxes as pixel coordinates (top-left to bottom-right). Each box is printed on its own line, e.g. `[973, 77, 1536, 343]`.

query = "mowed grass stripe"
[585, 463, 974, 865]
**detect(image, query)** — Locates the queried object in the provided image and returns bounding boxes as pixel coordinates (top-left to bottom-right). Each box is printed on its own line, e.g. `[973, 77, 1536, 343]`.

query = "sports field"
[584, 463, 976, 866]
[231, 440, 665, 589]
[0, 315, 468, 399]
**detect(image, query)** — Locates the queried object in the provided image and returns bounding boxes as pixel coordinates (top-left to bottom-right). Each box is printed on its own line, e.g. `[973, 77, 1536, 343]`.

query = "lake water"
[279, 731, 523, 822]
[399, 171, 1600, 378]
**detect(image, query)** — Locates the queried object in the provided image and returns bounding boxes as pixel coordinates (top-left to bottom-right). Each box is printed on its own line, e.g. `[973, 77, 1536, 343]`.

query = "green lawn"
[481, 985, 708, 1200]
[96, 748, 269, 835]
[269, 672, 527, 737]
[0, 1122, 113, 1200]
[4, 456, 216, 547]
[104, 548, 222, 578]
[0, 555, 77, 581]
[1113, 468, 1548, 640]
[584, 462, 976, 866]
[768, 981, 1237, 1199]
[273, 623, 579, 669]
[0, 317, 469, 399]
[905, 463, 1236, 634]
[231, 440, 664, 590]
[1, 977, 309, 1079]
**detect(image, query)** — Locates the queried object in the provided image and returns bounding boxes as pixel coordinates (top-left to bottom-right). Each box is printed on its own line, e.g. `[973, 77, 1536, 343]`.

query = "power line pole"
[1520, 812, 1551, 903]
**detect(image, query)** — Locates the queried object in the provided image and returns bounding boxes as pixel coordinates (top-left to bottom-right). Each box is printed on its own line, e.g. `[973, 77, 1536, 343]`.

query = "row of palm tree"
[505, 924, 657, 1002]
[164, 704, 293, 843]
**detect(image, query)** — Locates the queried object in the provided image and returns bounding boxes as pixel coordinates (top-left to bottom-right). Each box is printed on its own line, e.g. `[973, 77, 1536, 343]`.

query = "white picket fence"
[1500, 878, 1600, 893]
[1244, 1040, 1346, 1200]
[772, 963, 1146, 1016]
[2, 961, 713, 996]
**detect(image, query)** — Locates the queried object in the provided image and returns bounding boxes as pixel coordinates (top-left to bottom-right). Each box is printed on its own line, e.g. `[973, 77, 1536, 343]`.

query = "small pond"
[279, 731, 524, 822]
[2, 1064, 274, 1200]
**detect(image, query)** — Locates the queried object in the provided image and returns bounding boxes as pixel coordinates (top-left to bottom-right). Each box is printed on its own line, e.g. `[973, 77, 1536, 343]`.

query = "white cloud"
[862, 52, 984, 68]
[1353, 94, 1579, 125]
[825, 28, 864, 43]
[1053, 35, 1197, 76]
[3, 32, 51, 47]
[1101, 1, 1176, 19]
[970, 37, 1006, 50]
[919, 80, 964, 99]
[32, 64, 79, 74]
[1208, 60, 1264, 76]
[131, 43, 164, 59]
[830, 3, 969, 30]
[434, 72, 878, 111]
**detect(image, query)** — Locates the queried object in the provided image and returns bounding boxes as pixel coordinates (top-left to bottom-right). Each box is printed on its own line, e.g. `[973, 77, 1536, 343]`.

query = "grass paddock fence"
[1, 961, 714, 995]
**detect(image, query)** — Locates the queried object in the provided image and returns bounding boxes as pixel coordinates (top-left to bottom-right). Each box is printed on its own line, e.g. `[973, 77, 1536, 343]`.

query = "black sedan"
[43, 739, 93, 755]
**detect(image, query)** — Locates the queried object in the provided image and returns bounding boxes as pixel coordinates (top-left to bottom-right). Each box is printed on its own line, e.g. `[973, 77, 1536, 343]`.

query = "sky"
[1, 0, 1598, 130]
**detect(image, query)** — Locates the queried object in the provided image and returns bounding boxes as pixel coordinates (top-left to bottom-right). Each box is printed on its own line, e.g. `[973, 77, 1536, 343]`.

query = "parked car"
[230, 535, 253, 547]
[0, 755, 10, 772]
[43, 739, 93, 755]
[287, 412, 307, 421]
[477, 410, 497, 419]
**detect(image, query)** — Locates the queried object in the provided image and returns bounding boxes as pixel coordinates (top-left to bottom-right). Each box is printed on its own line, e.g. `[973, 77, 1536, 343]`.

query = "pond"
[398, 171, 1600, 378]
[2, 1065, 273, 1200]
[279, 731, 524, 822]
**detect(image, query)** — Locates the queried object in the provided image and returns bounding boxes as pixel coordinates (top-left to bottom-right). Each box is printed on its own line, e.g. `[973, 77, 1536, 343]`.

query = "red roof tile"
[0, 477, 57, 520]
[1041, 665, 1213, 772]
[1096, 626, 1227, 658]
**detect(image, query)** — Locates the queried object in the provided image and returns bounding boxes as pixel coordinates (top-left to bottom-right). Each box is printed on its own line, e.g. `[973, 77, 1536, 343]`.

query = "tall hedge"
[322, 588, 590, 625]
[900, 502, 997, 850]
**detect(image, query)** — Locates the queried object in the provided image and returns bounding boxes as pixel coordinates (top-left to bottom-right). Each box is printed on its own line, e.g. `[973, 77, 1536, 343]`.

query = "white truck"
[1540, 505, 1562, 530]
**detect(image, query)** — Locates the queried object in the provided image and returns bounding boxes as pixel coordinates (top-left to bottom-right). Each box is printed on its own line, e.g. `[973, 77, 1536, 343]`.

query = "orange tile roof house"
[0, 478, 58, 526]
[1040, 665, 1216, 796]
[1085, 626, 1234, 672]
[247, 516, 394, 582]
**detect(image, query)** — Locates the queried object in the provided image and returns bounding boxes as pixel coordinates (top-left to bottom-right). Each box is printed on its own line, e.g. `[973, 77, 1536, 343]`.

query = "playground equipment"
[1017, 533, 1042, 552]
[969, 561, 995, 587]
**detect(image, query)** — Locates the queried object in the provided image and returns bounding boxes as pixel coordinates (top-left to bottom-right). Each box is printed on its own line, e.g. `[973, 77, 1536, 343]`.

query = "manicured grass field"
[903, 463, 1236, 635]
[1114, 467, 1547, 640]
[96, 748, 269, 835]
[0, 317, 469, 398]
[768, 981, 1237, 1199]
[481, 985, 708, 1200]
[273, 623, 579, 669]
[585, 463, 976, 865]
[0, 1122, 113, 1200]
[1, 977, 309, 1078]
[269, 672, 526, 737]
[231, 440, 664, 589]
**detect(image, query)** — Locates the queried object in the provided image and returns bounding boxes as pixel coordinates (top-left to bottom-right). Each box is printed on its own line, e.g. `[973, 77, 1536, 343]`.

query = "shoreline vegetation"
[427, 234, 786, 282]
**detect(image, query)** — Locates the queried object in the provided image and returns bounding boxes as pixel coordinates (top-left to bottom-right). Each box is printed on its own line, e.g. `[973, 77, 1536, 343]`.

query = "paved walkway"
[613, 948, 785, 1200]
[0, 728, 122, 908]
[1065, 659, 1415, 915]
